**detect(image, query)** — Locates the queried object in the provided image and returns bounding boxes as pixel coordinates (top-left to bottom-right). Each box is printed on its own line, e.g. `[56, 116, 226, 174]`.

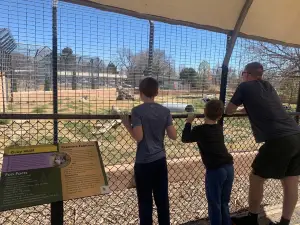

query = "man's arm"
[225, 84, 244, 115]
[237, 106, 247, 114]
[225, 102, 239, 115]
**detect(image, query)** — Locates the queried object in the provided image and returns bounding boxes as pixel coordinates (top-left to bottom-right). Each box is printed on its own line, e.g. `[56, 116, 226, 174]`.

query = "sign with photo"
[0, 141, 109, 211]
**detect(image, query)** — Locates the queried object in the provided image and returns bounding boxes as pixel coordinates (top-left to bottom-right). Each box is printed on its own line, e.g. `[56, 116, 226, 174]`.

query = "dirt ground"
[0, 177, 289, 225]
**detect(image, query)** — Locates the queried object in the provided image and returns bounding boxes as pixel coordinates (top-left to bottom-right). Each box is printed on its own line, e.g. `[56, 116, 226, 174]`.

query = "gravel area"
[0, 177, 285, 225]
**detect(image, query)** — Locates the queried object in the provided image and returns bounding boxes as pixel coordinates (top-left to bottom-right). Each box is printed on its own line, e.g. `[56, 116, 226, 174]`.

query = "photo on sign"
[50, 152, 71, 168]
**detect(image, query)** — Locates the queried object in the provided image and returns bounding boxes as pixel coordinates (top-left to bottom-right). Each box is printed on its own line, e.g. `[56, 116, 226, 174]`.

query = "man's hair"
[205, 100, 224, 121]
[245, 62, 264, 78]
[139, 77, 159, 98]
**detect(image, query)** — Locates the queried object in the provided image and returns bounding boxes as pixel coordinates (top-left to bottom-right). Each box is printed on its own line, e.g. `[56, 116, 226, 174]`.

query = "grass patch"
[224, 136, 235, 144]
[174, 119, 186, 133]
[58, 137, 71, 143]
[9, 138, 31, 147]
[0, 119, 11, 125]
[66, 102, 77, 110]
[63, 121, 94, 139]
[192, 100, 205, 112]
[7, 103, 15, 111]
[226, 118, 251, 128]
[97, 108, 111, 114]
[32, 105, 47, 114]
[58, 108, 69, 113]
[38, 135, 53, 143]
[103, 130, 116, 142]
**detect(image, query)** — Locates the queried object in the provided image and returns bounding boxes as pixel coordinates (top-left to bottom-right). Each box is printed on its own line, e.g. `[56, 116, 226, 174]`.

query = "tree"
[198, 61, 210, 94]
[246, 41, 300, 104]
[44, 78, 51, 91]
[93, 57, 105, 88]
[280, 78, 299, 104]
[59, 47, 76, 90]
[247, 42, 300, 75]
[227, 67, 239, 90]
[12, 78, 17, 92]
[107, 62, 118, 74]
[88, 59, 96, 89]
[180, 68, 198, 87]
[116, 48, 175, 85]
[71, 71, 76, 90]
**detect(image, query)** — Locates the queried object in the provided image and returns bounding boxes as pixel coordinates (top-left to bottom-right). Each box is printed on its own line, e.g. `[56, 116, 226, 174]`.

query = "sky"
[0, 0, 248, 73]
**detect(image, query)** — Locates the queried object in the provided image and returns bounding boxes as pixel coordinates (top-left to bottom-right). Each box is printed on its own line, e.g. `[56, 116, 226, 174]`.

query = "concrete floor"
[259, 203, 300, 225]
[181, 203, 300, 225]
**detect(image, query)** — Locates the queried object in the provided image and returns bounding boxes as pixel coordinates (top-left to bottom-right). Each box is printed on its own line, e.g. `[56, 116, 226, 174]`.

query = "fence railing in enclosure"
[1, 0, 300, 224]
[0, 113, 299, 225]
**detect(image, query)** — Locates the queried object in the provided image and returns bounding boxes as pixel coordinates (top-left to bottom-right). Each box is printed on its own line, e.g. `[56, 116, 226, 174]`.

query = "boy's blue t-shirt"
[131, 103, 173, 164]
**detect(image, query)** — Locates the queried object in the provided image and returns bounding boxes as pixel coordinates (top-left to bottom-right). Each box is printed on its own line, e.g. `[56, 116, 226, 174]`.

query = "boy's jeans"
[205, 164, 234, 225]
[134, 157, 170, 225]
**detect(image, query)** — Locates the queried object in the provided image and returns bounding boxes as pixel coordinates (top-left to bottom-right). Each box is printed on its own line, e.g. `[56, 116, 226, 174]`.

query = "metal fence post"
[51, 0, 63, 225]
[218, 35, 230, 126]
[147, 20, 154, 77]
[296, 81, 300, 123]
[219, 34, 231, 105]
[219, 0, 253, 126]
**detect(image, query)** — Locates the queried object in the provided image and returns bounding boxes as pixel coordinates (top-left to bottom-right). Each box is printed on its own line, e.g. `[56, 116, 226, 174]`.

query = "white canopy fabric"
[63, 0, 300, 48]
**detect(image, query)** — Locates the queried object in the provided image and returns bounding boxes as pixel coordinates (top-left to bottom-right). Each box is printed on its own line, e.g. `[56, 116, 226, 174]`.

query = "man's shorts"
[252, 133, 300, 179]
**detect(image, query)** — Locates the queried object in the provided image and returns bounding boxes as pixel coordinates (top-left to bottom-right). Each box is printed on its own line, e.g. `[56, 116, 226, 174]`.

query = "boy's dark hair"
[139, 77, 159, 98]
[245, 62, 264, 77]
[205, 100, 224, 121]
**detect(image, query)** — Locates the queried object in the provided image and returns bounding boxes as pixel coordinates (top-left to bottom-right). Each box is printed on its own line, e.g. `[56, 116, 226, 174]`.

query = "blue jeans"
[205, 164, 234, 225]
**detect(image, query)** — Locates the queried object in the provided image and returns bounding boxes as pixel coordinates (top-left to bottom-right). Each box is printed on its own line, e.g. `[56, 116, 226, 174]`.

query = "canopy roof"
[63, 0, 300, 48]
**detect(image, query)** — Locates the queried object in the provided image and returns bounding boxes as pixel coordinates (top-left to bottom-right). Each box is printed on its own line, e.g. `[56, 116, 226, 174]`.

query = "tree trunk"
[71, 71, 76, 90]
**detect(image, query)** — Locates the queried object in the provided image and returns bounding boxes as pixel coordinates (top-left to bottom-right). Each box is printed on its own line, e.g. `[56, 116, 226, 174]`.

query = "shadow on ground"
[180, 206, 276, 225]
[180, 217, 274, 225]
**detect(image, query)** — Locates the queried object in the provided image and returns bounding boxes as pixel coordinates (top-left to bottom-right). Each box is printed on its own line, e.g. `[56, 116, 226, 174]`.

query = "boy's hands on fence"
[120, 112, 131, 128]
[186, 113, 195, 124]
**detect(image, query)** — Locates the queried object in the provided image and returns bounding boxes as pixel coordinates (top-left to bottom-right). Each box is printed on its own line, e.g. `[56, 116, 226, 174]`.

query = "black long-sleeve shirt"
[182, 123, 233, 170]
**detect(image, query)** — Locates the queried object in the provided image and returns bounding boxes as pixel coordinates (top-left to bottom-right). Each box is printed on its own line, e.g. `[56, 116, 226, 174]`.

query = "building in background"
[0, 29, 16, 112]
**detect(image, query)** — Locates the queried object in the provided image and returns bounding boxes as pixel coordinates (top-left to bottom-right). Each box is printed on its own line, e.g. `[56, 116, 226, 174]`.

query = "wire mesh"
[1, 0, 299, 115]
[0, 116, 296, 224]
[0, 0, 300, 224]
[228, 38, 300, 111]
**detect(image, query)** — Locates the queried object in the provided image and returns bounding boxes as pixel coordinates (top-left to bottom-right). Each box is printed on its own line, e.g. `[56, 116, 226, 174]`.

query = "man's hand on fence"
[237, 107, 247, 114]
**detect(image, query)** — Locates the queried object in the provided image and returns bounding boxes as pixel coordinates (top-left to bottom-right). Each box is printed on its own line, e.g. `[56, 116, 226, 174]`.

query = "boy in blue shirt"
[121, 77, 177, 225]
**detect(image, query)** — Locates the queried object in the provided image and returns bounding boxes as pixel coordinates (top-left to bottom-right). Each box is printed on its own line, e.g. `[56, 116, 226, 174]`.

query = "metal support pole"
[219, 35, 231, 105]
[296, 81, 300, 123]
[1, 56, 5, 113]
[147, 20, 154, 76]
[219, 0, 253, 103]
[51, 1, 63, 225]
[219, 0, 253, 125]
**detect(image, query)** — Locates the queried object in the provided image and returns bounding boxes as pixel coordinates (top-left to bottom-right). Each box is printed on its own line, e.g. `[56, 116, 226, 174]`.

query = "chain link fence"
[0, 0, 300, 224]
[1, 0, 299, 115]
[0, 114, 299, 224]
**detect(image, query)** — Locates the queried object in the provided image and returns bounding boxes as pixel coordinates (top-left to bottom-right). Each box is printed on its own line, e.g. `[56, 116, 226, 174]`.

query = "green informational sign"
[0, 142, 109, 212]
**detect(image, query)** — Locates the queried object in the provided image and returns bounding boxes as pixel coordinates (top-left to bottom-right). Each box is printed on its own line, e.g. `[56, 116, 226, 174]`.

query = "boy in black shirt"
[182, 100, 234, 225]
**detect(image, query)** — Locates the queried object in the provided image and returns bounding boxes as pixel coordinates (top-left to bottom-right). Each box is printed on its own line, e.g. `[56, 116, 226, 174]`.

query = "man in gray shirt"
[226, 62, 300, 225]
